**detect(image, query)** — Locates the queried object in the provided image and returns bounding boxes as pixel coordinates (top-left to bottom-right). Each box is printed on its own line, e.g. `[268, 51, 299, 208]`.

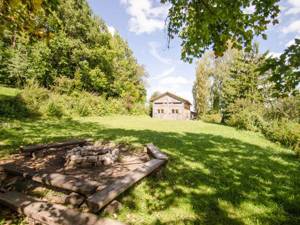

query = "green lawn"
[0, 115, 299, 225]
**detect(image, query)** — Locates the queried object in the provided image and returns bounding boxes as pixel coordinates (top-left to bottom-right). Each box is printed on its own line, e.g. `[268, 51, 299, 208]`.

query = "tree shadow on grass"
[0, 118, 299, 224]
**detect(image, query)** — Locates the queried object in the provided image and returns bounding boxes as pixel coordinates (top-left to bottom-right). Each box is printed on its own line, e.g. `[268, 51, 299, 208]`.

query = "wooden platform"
[87, 159, 166, 212]
[0, 191, 124, 225]
[1, 142, 168, 221]
[146, 143, 168, 160]
[1, 164, 98, 195]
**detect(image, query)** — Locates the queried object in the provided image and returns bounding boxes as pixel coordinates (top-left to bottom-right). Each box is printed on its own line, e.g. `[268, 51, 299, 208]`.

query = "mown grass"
[0, 86, 20, 98]
[0, 115, 299, 225]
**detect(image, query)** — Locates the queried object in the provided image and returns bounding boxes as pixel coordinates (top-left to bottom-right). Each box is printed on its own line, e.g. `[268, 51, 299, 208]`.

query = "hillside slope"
[0, 115, 299, 224]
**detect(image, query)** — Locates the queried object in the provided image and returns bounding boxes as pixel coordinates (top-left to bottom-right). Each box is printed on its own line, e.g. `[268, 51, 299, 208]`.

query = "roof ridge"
[150, 91, 191, 105]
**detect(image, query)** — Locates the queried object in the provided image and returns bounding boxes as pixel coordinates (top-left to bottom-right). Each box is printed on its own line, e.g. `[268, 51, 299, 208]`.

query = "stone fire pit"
[64, 143, 120, 168]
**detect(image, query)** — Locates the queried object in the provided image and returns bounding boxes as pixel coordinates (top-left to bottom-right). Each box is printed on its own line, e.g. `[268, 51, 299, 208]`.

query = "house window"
[158, 109, 164, 113]
[172, 109, 179, 114]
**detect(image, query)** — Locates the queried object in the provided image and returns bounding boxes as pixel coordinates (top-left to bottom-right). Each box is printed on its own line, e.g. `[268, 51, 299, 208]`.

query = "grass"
[0, 115, 299, 225]
[0, 86, 20, 99]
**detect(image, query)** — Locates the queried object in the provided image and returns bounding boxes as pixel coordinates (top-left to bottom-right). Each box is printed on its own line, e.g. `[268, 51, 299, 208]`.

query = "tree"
[162, 0, 280, 62]
[193, 52, 213, 118]
[0, 0, 147, 104]
[149, 91, 161, 116]
[210, 43, 239, 111]
[260, 38, 300, 97]
[221, 43, 265, 122]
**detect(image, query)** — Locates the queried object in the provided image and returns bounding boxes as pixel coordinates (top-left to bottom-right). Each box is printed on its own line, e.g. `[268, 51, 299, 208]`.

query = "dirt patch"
[2, 141, 150, 191]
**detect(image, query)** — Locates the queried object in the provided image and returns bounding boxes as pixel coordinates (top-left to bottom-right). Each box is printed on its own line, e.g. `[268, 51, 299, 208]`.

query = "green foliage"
[260, 39, 300, 97]
[201, 112, 222, 124]
[261, 119, 300, 154]
[265, 95, 300, 122]
[225, 99, 265, 131]
[45, 101, 64, 118]
[193, 52, 212, 118]
[12, 85, 146, 118]
[192, 44, 299, 155]
[0, 0, 146, 104]
[222, 46, 266, 122]
[162, 0, 280, 61]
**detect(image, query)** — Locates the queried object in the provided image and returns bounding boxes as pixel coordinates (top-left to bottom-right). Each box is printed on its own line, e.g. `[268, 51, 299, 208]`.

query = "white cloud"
[148, 42, 172, 64]
[285, 0, 300, 15]
[120, 0, 169, 34]
[152, 67, 175, 80]
[282, 20, 300, 34]
[267, 52, 281, 58]
[107, 25, 116, 36]
[285, 36, 300, 47]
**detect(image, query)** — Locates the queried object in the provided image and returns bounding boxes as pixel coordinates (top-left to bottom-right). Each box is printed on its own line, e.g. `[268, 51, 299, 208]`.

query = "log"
[20, 139, 89, 153]
[146, 143, 168, 160]
[86, 159, 166, 212]
[1, 165, 98, 195]
[31, 173, 98, 196]
[0, 191, 124, 225]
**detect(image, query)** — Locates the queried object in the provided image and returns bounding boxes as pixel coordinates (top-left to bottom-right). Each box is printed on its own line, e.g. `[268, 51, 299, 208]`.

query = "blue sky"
[87, 0, 300, 103]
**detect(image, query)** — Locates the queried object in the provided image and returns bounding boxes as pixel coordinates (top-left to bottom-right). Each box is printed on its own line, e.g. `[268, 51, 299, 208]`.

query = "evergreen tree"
[221, 44, 265, 122]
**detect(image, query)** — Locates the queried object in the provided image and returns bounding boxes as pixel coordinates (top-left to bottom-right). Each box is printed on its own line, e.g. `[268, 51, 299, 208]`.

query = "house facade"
[151, 92, 192, 120]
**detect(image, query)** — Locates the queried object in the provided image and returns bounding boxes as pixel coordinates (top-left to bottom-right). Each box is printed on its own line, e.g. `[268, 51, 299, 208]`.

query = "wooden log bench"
[0, 191, 124, 225]
[86, 159, 166, 212]
[20, 139, 90, 156]
[1, 164, 98, 195]
[146, 143, 168, 160]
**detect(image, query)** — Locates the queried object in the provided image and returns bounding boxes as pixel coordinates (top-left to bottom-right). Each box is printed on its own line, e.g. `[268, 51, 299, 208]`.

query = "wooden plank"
[87, 159, 165, 212]
[31, 173, 98, 195]
[20, 139, 89, 153]
[146, 143, 168, 160]
[0, 191, 124, 225]
[1, 165, 98, 195]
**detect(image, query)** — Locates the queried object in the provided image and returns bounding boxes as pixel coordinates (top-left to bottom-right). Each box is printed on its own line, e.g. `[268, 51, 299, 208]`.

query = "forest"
[0, 0, 147, 117]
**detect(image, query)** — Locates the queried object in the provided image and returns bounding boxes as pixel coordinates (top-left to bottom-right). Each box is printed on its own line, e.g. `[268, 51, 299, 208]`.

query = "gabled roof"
[150, 92, 192, 105]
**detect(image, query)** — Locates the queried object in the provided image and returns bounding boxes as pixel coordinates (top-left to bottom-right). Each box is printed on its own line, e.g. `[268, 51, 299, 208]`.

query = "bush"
[201, 113, 222, 123]
[265, 95, 300, 122]
[0, 95, 31, 118]
[45, 101, 64, 118]
[14, 85, 147, 118]
[261, 119, 300, 155]
[225, 99, 265, 131]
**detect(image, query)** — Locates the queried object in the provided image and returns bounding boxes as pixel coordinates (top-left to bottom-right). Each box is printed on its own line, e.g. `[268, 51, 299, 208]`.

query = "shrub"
[261, 119, 300, 155]
[225, 99, 265, 131]
[201, 113, 222, 123]
[13, 85, 147, 118]
[51, 77, 79, 95]
[0, 95, 31, 118]
[265, 95, 300, 122]
[45, 101, 64, 118]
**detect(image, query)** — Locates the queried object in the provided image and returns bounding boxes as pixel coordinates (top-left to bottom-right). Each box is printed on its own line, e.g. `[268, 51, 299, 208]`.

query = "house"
[150, 92, 192, 120]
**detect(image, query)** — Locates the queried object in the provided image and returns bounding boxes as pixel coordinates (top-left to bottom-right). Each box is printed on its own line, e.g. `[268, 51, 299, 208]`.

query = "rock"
[103, 200, 122, 214]
[103, 157, 113, 166]
[50, 195, 66, 205]
[65, 192, 85, 207]
[32, 151, 44, 159]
